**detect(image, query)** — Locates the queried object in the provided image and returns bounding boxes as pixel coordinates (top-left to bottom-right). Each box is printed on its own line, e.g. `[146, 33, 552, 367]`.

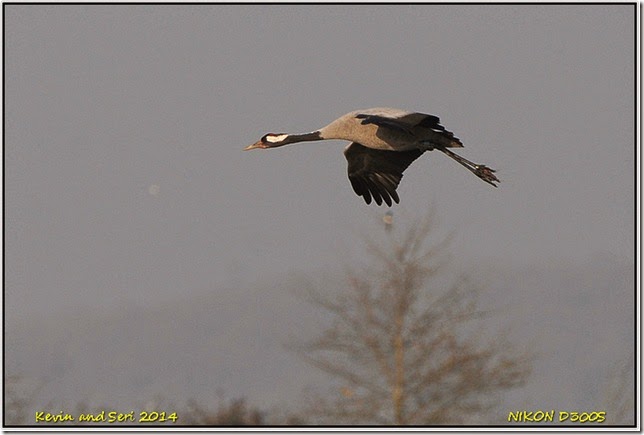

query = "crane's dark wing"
[397, 112, 445, 130]
[355, 114, 415, 135]
[344, 142, 424, 206]
[356, 111, 462, 146]
[356, 111, 444, 131]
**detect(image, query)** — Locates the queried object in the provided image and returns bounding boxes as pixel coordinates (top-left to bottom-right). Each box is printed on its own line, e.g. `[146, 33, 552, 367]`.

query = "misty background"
[4, 4, 635, 424]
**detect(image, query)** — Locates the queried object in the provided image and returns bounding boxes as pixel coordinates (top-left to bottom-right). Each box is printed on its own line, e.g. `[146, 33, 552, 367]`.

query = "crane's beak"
[243, 140, 265, 151]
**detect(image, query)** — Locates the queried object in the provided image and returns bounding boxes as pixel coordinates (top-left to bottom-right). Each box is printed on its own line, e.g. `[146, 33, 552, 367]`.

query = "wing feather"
[355, 114, 414, 135]
[344, 142, 424, 206]
[355, 111, 462, 146]
[349, 176, 372, 205]
[363, 176, 384, 206]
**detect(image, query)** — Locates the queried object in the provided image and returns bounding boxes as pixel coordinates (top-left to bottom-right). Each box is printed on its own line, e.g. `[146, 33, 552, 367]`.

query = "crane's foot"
[437, 147, 500, 187]
[474, 165, 499, 187]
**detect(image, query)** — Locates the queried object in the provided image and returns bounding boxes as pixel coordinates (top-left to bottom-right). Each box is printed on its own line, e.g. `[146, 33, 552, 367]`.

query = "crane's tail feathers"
[437, 147, 499, 187]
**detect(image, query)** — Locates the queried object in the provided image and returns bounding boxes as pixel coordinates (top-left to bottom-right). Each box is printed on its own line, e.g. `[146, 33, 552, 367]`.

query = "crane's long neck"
[281, 131, 323, 146]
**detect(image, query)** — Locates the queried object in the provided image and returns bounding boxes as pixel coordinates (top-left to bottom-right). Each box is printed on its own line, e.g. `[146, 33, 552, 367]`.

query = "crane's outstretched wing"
[356, 111, 462, 146]
[355, 113, 415, 135]
[344, 142, 424, 206]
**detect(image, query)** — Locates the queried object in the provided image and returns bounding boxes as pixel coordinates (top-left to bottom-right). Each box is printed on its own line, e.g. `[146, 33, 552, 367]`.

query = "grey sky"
[6, 4, 634, 317]
[4, 4, 635, 421]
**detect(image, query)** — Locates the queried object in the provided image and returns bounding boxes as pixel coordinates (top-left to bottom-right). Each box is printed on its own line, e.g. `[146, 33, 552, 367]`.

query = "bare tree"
[295, 212, 531, 425]
[181, 397, 264, 426]
[4, 374, 49, 426]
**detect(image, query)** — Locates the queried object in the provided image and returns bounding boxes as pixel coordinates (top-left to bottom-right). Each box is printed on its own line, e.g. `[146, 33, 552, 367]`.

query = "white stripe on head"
[266, 134, 288, 143]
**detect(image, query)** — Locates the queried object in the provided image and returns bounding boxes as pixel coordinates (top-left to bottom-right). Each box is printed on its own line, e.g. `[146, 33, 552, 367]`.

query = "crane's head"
[243, 133, 289, 150]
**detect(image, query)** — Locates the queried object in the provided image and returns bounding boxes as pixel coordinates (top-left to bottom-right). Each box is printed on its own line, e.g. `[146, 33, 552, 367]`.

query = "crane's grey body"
[320, 108, 461, 151]
[245, 108, 499, 206]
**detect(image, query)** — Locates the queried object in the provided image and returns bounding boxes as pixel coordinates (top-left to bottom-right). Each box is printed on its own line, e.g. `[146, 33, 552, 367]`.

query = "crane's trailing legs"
[437, 147, 499, 187]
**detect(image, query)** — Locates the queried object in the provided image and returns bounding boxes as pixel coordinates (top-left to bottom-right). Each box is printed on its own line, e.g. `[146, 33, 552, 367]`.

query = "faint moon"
[148, 184, 160, 196]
